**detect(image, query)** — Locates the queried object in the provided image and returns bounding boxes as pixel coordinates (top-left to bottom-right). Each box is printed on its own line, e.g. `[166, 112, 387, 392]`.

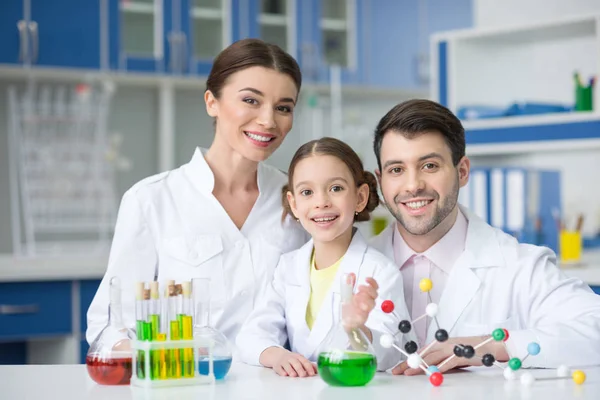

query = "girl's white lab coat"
[236, 230, 413, 372]
[370, 205, 600, 368]
[86, 148, 309, 345]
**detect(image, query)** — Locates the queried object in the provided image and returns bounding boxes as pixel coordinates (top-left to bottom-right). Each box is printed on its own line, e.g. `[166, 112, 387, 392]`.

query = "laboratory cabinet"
[0, 0, 474, 89]
[0, 279, 101, 365]
[0, 0, 102, 69]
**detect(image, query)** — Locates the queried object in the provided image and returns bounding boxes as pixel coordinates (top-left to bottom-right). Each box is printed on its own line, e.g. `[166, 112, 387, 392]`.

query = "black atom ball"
[435, 329, 449, 342]
[482, 353, 495, 367]
[404, 341, 418, 354]
[453, 345, 464, 357]
[462, 345, 475, 359]
[398, 320, 412, 334]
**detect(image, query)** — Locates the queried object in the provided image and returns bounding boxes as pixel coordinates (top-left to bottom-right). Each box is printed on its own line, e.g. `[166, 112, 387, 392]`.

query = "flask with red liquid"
[86, 276, 135, 385]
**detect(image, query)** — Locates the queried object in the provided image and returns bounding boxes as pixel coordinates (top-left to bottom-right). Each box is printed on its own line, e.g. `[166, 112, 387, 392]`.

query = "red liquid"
[86, 354, 133, 385]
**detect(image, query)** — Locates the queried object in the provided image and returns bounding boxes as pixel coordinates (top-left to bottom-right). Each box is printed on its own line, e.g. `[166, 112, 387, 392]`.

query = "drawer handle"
[0, 304, 40, 315]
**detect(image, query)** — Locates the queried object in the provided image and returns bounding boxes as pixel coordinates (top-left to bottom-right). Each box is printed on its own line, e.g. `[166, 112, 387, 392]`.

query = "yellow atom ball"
[419, 278, 433, 293]
[572, 370, 586, 385]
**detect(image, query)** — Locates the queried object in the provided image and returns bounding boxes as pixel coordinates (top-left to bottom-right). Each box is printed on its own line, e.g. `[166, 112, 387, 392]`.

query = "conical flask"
[86, 276, 136, 385]
[192, 277, 233, 379]
[316, 273, 377, 387]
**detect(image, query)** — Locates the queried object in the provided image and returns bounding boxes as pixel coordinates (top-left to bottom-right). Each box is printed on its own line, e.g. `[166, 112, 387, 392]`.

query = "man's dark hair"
[373, 99, 466, 170]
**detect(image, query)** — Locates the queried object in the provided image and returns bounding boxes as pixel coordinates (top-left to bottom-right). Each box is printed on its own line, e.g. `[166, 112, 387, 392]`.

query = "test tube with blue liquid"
[192, 277, 233, 379]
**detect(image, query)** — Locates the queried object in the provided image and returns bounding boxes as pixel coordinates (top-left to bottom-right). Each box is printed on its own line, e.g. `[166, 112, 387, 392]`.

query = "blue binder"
[460, 167, 561, 254]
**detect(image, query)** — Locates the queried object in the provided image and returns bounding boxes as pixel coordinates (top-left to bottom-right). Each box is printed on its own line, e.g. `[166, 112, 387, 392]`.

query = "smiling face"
[377, 131, 469, 239]
[287, 155, 368, 244]
[205, 66, 298, 162]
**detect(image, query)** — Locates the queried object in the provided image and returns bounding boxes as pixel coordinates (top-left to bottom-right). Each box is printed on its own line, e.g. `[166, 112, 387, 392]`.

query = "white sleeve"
[86, 189, 158, 345]
[364, 260, 413, 371]
[235, 256, 289, 366]
[505, 246, 600, 367]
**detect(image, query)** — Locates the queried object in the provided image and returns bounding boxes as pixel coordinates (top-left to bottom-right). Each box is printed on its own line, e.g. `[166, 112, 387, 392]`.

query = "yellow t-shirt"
[305, 251, 343, 330]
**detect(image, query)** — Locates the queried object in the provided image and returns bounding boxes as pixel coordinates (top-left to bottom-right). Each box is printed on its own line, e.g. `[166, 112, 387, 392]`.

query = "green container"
[575, 85, 593, 111]
[317, 351, 377, 387]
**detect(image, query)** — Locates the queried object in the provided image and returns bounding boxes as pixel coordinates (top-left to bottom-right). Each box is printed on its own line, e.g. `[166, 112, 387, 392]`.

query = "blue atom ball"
[527, 342, 541, 356]
[428, 365, 440, 373]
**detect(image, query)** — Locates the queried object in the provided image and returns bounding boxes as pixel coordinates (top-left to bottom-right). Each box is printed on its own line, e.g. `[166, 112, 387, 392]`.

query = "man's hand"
[260, 347, 317, 377]
[342, 274, 379, 333]
[392, 335, 509, 375]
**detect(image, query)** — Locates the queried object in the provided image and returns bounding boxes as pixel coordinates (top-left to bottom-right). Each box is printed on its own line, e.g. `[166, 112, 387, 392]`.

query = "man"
[369, 99, 600, 375]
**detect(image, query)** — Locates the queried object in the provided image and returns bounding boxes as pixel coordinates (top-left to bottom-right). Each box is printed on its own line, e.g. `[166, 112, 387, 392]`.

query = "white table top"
[0, 249, 599, 286]
[1, 362, 599, 400]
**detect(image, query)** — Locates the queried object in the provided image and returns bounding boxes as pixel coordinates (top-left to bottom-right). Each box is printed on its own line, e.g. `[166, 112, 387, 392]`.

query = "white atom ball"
[520, 372, 535, 386]
[425, 303, 439, 317]
[407, 354, 422, 369]
[556, 365, 570, 378]
[380, 334, 395, 349]
[504, 368, 516, 380]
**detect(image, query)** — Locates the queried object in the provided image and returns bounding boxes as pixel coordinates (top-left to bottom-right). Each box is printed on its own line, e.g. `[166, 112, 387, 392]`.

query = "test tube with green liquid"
[135, 282, 147, 379]
[181, 281, 194, 378]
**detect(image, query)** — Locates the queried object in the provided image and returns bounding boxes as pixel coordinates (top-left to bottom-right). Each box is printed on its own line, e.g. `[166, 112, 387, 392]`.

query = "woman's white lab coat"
[236, 230, 412, 372]
[370, 205, 600, 368]
[86, 148, 309, 345]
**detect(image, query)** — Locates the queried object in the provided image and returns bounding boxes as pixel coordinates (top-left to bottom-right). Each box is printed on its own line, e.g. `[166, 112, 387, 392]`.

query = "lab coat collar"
[183, 147, 275, 195]
[459, 204, 508, 269]
[293, 229, 370, 358]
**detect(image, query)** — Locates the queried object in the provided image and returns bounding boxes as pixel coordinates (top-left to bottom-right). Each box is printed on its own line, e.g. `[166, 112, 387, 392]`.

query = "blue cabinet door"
[183, 0, 236, 76]
[29, 0, 101, 69]
[108, 0, 167, 73]
[364, 0, 472, 89]
[298, 0, 364, 85]
[0, 1, 26, 65]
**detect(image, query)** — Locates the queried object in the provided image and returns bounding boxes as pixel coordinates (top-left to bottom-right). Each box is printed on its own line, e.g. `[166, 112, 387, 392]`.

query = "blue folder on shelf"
[459, 167, 561, 254]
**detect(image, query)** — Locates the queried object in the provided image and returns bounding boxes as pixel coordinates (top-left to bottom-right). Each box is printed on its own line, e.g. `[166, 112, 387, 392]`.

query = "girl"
[87, 39, 309, 347]
[236, 137, 411, 377]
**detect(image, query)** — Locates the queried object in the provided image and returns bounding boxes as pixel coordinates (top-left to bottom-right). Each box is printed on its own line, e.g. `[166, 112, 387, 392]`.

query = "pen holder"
[575, 80, 593, 112]
[559, 230, 582, 265]
[131, 338, 215, 388]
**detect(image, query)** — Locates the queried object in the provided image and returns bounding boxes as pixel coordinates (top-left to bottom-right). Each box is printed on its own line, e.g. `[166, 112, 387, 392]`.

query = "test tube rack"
[131, 337, 215, 388]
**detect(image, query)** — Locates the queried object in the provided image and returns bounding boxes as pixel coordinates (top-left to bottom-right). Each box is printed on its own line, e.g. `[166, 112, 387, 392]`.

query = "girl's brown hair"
[282, 137, 380, 222]
[206, 38, 302, 99]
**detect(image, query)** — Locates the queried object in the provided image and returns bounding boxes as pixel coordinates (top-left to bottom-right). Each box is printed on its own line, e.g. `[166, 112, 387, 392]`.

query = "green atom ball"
[508, 358, 522, 371]
[492, 328, 505, 341]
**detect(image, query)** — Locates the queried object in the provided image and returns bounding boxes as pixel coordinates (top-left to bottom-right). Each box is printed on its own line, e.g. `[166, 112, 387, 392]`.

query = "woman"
[86, 38, 308, 347]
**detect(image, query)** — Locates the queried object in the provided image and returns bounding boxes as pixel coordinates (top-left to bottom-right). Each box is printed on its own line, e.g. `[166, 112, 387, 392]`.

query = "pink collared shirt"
[393, 210, 468, 346]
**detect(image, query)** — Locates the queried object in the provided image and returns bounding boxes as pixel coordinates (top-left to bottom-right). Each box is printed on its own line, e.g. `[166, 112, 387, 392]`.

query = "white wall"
[474, 0, 600, 28]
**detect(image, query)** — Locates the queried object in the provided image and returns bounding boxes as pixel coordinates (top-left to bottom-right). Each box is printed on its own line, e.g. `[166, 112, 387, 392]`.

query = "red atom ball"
[502, 329, 510, 342]
[381, 300, 394, 313]
[430, 372, 444, 386]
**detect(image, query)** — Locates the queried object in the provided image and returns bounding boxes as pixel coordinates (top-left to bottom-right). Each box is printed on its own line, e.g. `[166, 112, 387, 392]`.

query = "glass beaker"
[192, 277, 233, 379]
[316, 273, 377, 387]
[86, 276, 136, 385]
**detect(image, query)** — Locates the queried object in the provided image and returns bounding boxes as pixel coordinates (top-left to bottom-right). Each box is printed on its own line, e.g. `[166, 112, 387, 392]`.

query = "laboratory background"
[0, 0, 599, 367]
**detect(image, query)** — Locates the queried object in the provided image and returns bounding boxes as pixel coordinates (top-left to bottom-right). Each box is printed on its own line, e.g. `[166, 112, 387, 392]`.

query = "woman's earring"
[355, 211, 359, 216]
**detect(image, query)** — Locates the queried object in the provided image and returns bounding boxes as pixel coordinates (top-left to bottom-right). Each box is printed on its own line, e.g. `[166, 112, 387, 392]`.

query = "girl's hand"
[342, 273, 379, 330]
[261, 347, 317, 377]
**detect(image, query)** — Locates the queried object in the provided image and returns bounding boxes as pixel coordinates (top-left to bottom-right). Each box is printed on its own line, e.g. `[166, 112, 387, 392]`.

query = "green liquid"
[317, 351, 377, 387]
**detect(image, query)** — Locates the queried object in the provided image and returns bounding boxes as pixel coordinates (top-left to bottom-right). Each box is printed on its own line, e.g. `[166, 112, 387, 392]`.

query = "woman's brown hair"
[282, 137, 380, 223]
[206, 38, 302, 99]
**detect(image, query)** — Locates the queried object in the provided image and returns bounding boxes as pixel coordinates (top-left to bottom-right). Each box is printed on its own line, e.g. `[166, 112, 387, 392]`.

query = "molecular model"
[379, 278, 586, 387]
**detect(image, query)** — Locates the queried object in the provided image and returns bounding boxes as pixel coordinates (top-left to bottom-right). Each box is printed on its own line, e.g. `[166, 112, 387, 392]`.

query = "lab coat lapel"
[287, 240, 313, 355]
[307, 230, 369, 358]
[433, 206, 507, 337]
